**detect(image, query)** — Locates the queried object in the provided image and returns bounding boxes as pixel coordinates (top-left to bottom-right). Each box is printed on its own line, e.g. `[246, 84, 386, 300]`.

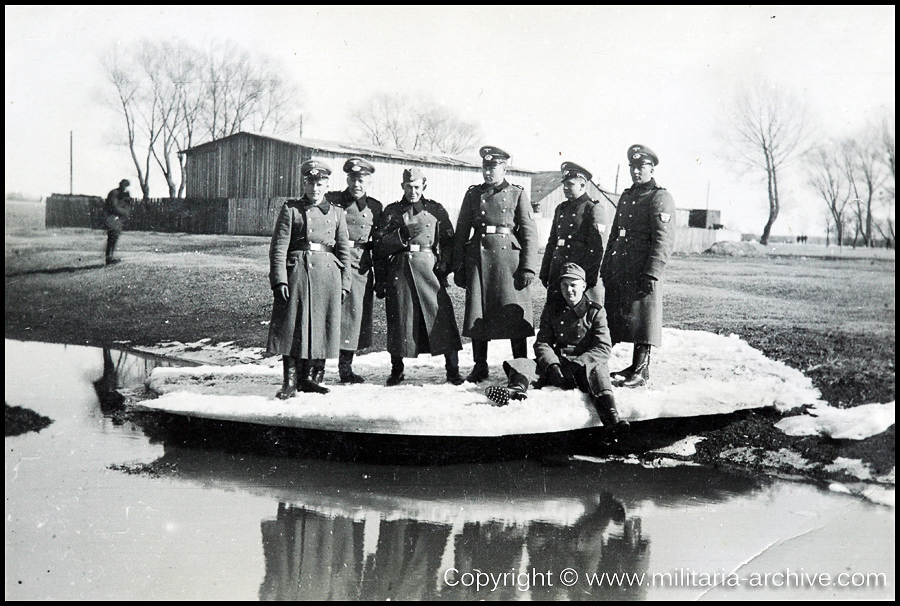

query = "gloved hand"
[400, 223, 425, 241]
[546, 364, 565, 388]
[514, 270, 535, 290]
[539, 273, 549, 289]
[274, 284, 290, 302]
[433, 259, 448, 278]
[639, 274, 656, 296]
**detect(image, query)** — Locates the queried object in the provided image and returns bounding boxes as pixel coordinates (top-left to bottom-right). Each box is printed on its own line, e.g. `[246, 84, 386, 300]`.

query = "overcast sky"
[5, 5, 895, 235]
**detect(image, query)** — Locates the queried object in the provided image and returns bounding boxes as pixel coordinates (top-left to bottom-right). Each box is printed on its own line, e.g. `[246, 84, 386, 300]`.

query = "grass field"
[5, 205, 895, 480]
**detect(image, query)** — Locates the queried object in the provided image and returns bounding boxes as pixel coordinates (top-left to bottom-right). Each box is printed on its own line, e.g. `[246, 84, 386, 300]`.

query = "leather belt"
[482, 225, 513, 235]
[296, 242, 333, 253]
[560, 346, 577, 356]
[348, 241, 368, 249]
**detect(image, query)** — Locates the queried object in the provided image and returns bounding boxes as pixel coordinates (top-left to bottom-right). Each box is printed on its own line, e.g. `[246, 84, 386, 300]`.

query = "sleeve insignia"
[659, 213, 671, 223]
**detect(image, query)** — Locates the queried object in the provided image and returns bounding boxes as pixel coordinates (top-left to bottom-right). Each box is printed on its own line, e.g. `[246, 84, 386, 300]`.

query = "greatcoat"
[454, 180, 539, 341]
[539, 192, 607, 303]
[327, 190, 382, 351]
[373, 197, 462, 358]
[600, 179, 675, 346]
[266, 196, 351, 359]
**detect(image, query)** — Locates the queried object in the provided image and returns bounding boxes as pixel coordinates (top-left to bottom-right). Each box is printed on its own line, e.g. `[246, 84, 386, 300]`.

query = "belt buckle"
[557, 238, 566, 247]
[309, 243, 322, 251]
[485, 225, 497, 234]
[409, 244, 422, 252]
[619, 229, 626, 237]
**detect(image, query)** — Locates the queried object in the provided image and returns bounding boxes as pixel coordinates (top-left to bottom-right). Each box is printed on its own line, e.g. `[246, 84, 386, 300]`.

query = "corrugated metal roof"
[182, 131, 537, 174]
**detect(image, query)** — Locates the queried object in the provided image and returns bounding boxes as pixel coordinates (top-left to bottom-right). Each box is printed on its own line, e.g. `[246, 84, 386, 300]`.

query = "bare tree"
[350, 93, 481, 155]
[102, 38, 303, 199]
[842, 129, 887, 247]
[722, 81, 811, 245]
[806, 141, 851, 246]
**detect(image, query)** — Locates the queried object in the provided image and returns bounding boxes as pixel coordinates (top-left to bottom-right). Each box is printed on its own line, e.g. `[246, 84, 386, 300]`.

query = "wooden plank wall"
[228, 197, 286, 236]
[45, 194, 102, 229]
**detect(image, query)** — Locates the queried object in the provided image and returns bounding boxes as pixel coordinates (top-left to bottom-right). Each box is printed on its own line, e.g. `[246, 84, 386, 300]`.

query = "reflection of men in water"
[259, 503, 364, 600]
[526, 493, 649, 600]
[361, 518, 452, 600]
[444, 521, 527, 601]
[92, 348, 124, 414]
[103, 179, 132, 265]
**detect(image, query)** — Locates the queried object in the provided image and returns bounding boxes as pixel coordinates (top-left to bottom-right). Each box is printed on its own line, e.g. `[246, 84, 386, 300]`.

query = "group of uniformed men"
[265, 143, 675, 432]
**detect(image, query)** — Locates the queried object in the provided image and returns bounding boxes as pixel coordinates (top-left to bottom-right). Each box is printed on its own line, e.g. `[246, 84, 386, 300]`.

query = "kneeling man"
[485, 263, 628, 433]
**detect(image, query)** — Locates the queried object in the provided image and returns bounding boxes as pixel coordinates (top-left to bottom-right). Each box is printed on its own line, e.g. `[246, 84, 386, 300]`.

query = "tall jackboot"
[466, 340, 489, 383]
[593, 392, 630, 434]
[620, 345, 651, 388]
[445, 350, 464, 385]
[510, 338, 528, 359]
[298, 359, 329, 394]
[386, 356, 405, 386]
[339, 349, 365, 384]
[275, 356, 298, 400]
[485, 371, 530, 406]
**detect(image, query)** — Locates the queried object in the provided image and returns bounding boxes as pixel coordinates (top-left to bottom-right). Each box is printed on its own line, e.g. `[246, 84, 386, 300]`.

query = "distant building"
[180, 132, 535, 221]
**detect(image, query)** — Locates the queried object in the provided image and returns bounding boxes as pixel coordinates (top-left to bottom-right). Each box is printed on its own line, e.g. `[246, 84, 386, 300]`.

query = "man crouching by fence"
[485, 263, 629, 437]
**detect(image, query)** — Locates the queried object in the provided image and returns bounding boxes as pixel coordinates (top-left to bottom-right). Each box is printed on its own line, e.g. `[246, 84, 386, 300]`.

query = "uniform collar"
[401, 198, 425, 214]
[484, 180, 508, 194]
[567, 296, 590, 318]
[343, 189, 368, 211]
[302, 195, 331, 213]
[562, 193, 591, 206]
[632, 178, 657, 193]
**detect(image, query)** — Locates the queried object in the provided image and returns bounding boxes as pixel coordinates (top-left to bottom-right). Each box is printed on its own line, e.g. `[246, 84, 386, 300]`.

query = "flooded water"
[5, 339, 895, 600]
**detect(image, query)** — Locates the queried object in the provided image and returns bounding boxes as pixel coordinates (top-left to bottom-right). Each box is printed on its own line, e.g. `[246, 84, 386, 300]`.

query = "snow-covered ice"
[775, 401, 895, 440]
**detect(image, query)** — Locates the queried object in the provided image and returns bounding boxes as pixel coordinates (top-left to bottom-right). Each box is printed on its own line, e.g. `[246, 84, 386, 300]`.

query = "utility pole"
[614, 164, 620, 194]
[70, 131, 73, 195]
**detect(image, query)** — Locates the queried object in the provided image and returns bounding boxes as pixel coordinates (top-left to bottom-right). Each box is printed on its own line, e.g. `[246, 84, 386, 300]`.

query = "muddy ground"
[4, 221, 895, 484]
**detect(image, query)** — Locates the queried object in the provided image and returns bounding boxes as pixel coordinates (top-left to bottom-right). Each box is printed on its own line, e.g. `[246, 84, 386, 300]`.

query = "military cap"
[560, 161, 592, 182]
[479, 145, 511, 166]
[301, 159, 332, 179]
[402, 166, 426, 183]
[559, 262, 587, 282]
[343, 157, 375, 175]
[119, 179, 131, 187]
[627, 144, 659, 166]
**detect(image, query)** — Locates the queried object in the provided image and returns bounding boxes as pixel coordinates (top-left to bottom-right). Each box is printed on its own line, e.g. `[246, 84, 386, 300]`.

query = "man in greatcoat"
[539, 161, 607, 304]
[601, 144, 676, 388]
[325, 157, 383, 384]
[372, 167, 463, 386]
[454, 145, 539, 383]
[267, 159, 351, 399]
[103, 178, 132, 265]
[484, 263, 627, 433]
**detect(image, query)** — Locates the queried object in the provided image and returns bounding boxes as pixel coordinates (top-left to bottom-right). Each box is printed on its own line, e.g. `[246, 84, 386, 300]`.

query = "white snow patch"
[775, 401, 895, 440]
[137, 328, 824, 437]
[649, 436, 705, 457]
[829, 482, 895, 508]
[824, 457, 874, 480]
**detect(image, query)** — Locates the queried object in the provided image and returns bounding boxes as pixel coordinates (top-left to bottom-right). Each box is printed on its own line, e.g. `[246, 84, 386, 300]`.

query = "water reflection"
[153, 446, 761, 601]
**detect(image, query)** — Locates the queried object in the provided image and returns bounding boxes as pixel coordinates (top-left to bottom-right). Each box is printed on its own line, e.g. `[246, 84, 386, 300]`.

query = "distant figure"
[325, 158, 383, 384]
[103, 179, 132, 265]
[454, 145, 539, 383]
[484, 263, 628, 434]
[601, 145, 676, 388]
[372, 167, 463, 386]
[267, 160, 352, 400]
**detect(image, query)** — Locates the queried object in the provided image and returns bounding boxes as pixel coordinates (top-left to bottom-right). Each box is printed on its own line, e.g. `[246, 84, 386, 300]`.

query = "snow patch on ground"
[775, 401, 895, 440]
[648, 436, 705, 457]
[828, 482, 895, 508]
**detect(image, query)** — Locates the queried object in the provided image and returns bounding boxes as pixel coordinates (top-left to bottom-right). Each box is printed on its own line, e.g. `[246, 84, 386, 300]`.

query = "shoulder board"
[467, 184, 479, 191]
[587, 300, 605, 311]
[510, 183, 523, 190]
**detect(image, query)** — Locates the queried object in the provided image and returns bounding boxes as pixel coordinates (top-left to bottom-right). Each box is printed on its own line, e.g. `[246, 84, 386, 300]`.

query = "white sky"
[5, 5, 895, 235]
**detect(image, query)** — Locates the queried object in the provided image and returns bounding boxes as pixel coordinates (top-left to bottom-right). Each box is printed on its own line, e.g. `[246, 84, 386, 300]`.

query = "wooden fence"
[46, 194, 231, 234]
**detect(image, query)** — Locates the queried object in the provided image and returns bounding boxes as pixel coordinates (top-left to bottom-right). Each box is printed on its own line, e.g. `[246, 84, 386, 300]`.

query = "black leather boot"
[386, 356, 405, 386]
[339, 349, 365, 384]
[466, 340, 489, 383]
[275, 356, 298, 400]
[620, 345, 650, 388]
[593, 392, 630, 433]
[298, 359, 329, 394]
[445, 350, 464, 385]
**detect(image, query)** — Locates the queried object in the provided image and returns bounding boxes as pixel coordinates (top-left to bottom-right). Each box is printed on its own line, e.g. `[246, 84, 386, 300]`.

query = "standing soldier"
[601, 145, 676, 388]
[326, 157, 383, 384]
[454, 146, 539, 383]
[267, 160, 351, 399]
[103, 178, 132, 265]
[373, 167, 463, 386]
[539, 161, 607, 304]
